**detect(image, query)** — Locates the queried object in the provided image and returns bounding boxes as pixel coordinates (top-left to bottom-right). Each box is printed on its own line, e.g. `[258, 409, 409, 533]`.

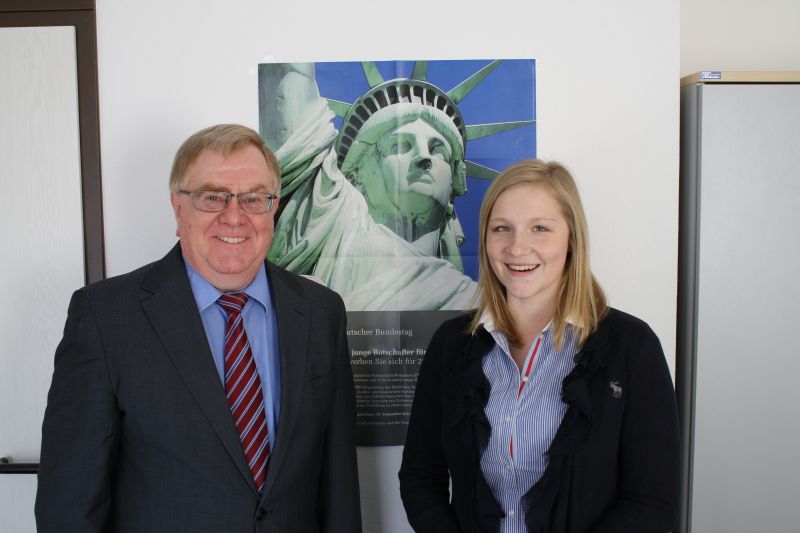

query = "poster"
[258, 59, 536, 444]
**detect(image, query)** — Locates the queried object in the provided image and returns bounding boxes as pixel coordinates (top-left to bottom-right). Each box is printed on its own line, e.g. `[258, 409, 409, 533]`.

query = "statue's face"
[362, 118, 454, 223]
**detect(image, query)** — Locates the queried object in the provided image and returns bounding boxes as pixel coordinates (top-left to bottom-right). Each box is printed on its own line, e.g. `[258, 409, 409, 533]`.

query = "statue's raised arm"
[260, 62, 347, 277]
[259, 62, 320, 151]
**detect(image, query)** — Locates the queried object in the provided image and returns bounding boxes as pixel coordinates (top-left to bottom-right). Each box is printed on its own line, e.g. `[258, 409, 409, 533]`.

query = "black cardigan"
[399, 308, 680, 532]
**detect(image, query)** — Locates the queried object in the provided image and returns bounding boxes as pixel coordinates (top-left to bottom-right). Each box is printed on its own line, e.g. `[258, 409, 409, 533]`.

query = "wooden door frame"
[1, 0, 104, 284]
[1, 0, 103, 475]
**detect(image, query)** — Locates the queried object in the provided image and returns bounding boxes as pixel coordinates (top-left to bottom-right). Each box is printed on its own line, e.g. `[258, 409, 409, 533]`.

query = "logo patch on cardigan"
[609, 381, 623, 399]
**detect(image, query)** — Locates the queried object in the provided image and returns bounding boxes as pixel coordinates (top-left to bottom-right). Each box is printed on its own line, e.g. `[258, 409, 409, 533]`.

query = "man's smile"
[217, 236, 246, 244]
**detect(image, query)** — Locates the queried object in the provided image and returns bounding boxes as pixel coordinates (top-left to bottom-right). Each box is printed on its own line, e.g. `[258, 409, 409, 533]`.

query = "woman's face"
[486, 182, 570, 312]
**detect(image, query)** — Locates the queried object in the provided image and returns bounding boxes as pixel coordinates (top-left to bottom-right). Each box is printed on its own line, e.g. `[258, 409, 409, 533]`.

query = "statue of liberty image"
[259, 60, 533, 311]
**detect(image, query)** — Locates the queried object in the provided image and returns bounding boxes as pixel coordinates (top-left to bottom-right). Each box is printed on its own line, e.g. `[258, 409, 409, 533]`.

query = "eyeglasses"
[178, 189, 278, 214]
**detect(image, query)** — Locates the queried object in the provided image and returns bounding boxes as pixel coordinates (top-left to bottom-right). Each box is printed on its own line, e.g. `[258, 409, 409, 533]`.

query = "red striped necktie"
[218, 292, 270, 492]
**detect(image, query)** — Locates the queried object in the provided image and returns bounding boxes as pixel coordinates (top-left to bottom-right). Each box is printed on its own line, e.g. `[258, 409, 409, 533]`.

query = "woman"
[399, 160, 679, 532]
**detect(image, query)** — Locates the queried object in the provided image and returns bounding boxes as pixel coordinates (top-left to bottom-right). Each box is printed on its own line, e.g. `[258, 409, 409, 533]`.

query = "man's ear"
[170, 192, 181, 219]
[170, 192, 183, 237]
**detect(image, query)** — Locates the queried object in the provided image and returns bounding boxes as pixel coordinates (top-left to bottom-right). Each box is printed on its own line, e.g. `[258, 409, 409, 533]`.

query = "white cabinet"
[678, 74, 800, 533]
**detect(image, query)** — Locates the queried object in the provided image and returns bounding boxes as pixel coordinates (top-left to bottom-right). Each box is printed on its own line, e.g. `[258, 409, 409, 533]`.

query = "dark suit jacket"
[35, 244, 362, 532]
[399, 308, 679, 533]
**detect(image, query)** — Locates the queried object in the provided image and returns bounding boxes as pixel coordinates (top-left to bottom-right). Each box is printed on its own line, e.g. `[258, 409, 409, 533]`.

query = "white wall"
[681, 0, 800, 76]
[95, 1, 679, 531]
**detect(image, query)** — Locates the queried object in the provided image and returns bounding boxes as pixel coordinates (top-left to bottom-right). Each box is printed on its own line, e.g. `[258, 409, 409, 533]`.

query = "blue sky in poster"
[314, 59, 537, 280]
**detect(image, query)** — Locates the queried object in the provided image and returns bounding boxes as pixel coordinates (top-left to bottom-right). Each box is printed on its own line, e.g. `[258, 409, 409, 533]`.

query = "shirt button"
[504, 415, 512, 422]
[508, 510, 516, 516]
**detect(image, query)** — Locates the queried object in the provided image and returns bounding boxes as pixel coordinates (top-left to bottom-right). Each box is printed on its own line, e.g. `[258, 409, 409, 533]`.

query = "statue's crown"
[334, 78, 466, 169]
[324, 60, 534, 183]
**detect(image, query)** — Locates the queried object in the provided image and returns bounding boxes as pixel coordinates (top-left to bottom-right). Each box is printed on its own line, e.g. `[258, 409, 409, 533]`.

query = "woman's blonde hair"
[470, 159, 607, 348]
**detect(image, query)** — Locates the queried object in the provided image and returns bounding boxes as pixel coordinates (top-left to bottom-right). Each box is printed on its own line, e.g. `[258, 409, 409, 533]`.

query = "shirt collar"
[477, 310, 496, 332]
[184, 260, 270, 314]
[478, 310, 570, 356]
[477, 309, 577, 333]
[477, 310, 554, 334]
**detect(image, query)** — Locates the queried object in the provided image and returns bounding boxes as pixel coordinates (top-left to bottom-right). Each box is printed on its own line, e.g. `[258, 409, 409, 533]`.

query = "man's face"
[364, 118, 454, 222]
[170, 145, 278, 291]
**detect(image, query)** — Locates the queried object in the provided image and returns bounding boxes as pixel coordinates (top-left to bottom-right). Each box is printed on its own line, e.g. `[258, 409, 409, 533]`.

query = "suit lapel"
[261, 262, 310, 498]
[140, 244, 258, 493]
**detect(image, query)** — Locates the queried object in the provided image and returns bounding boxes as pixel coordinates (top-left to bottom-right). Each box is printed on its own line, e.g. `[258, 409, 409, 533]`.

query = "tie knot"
[218, 292, 248, 316]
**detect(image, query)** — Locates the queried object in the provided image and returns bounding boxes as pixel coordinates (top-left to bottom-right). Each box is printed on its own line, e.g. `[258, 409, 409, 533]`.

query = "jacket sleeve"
[35, 290, 120, 533]
[399, 325, 461, 533]
[588, 325, 680, 533]
[317, 296, 363, 532]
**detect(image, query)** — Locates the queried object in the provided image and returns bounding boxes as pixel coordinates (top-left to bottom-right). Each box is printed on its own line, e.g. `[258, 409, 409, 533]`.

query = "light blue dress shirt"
[185, 261, 281, 452]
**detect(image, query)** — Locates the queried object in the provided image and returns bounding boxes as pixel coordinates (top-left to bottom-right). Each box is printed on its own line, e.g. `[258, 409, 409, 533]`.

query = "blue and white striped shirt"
[479, 315, 579, 533]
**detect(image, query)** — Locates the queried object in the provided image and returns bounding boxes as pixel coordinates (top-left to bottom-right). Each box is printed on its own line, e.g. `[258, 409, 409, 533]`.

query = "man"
[35, 124, 362, 532]
[260, 62, 478, 310]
